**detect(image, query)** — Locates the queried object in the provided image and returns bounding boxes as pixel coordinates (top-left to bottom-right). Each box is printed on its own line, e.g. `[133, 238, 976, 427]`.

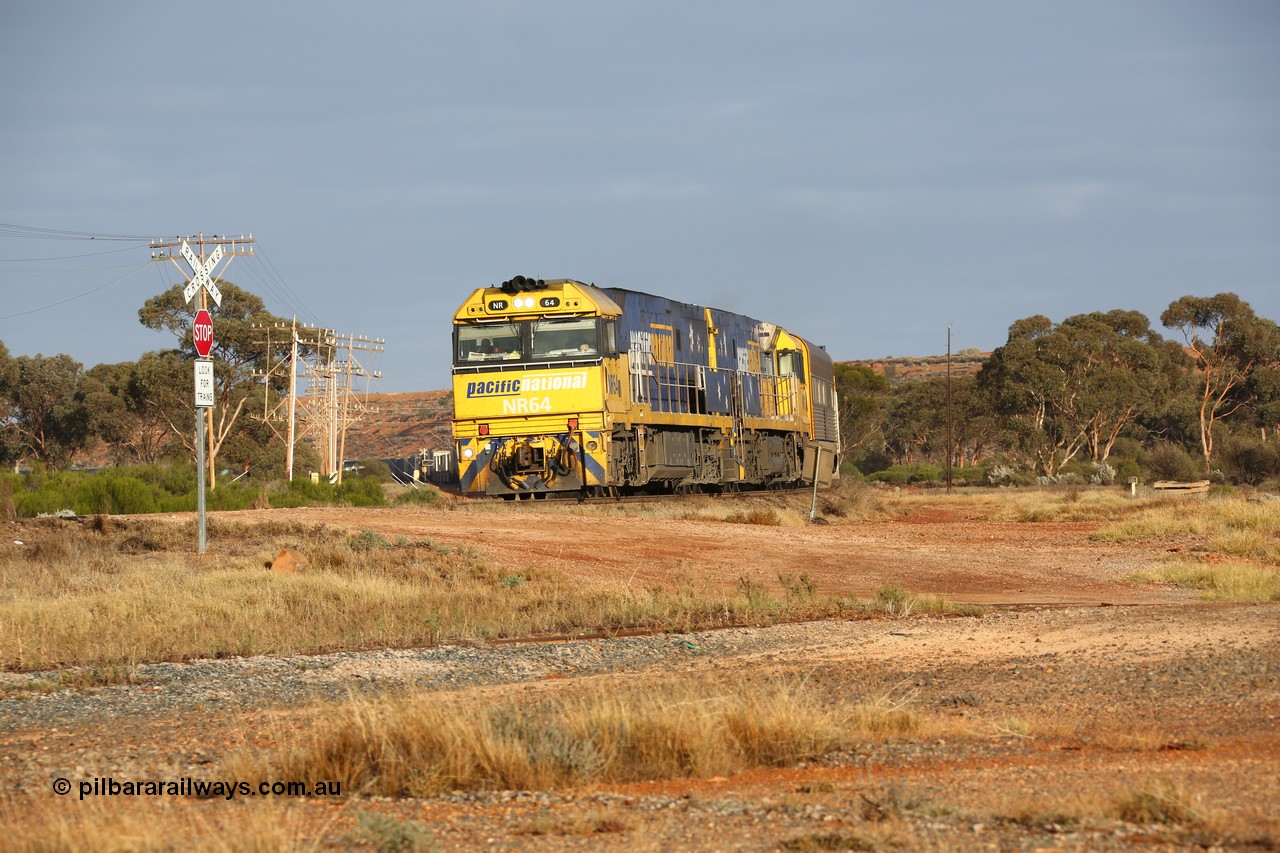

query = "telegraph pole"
[255, 316, 317, 481]
[150, 233, 254, 494]
[254, 322, 384, 484]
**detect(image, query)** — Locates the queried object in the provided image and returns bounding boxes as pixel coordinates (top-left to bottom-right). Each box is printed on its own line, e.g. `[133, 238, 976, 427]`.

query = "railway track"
[482, 601, 1188, 646]
[436, 482, 820, 505]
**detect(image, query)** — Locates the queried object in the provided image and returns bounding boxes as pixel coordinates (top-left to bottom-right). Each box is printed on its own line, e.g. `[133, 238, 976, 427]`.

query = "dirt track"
[212, 502, 1196, 606]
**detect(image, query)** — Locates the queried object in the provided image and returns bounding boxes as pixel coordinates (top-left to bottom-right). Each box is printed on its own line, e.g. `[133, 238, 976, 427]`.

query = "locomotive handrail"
[628, 349, 800, 420]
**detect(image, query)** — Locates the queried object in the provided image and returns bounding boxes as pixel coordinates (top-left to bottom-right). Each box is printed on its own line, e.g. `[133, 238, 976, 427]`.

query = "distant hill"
[335, 390, 454, 463]
[840, 352, 989, 385]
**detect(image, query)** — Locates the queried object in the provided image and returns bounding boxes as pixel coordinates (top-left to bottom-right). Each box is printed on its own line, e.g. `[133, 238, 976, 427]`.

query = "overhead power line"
[0, 245, 142, 262]
[0, 262, 152, 320]
[0, 223, 155, 242]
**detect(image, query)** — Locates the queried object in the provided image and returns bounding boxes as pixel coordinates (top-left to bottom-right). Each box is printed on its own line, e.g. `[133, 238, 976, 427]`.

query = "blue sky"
[2, 1, 1277, 392]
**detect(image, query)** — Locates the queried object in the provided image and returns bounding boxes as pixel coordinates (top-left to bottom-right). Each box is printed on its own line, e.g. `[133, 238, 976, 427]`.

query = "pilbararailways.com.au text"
[53, 776, 341, 801]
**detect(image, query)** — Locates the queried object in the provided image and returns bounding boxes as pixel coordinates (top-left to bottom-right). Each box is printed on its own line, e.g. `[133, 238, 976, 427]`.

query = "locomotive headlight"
[462, 447, 474, 459]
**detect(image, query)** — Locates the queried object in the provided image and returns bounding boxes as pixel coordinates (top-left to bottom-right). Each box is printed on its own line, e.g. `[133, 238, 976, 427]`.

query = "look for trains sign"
[192, 309, 214, 357]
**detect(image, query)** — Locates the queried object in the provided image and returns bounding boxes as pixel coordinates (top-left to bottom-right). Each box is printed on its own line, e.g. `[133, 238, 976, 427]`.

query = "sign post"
[193, 310, 215, 554]
[195, 404, 207, 554]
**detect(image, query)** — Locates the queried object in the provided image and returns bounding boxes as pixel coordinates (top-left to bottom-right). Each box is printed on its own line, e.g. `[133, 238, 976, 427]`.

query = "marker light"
[479, 424, 490, 436]
[462, 447, 474, 459]
[567, 417, 579, 430]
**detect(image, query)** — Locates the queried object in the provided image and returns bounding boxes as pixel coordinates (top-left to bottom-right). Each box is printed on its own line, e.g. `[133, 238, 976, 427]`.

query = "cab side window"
[778, 350, 805, 378]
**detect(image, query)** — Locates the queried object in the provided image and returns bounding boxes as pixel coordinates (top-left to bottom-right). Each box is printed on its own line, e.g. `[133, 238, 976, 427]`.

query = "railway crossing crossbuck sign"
[181, 242, 223, 307]
[192, 309, 214, 357]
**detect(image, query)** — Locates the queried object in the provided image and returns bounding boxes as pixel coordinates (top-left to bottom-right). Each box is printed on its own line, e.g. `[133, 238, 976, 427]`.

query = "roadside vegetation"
[0, 461, 414, 518]
[0, 513, 981, 672]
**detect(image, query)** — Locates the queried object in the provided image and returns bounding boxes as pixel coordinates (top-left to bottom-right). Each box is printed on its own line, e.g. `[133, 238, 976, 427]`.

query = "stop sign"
[192, 309, 214, 357]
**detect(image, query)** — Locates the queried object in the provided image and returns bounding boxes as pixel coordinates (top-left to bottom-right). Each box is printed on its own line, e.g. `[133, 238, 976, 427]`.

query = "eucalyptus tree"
[81, 361, 138, 465]
[833, 363, 890, 467]
[883, 375, 1003, 469]
[138, 280, 292, 482]
[0, 341, 19, 468]
[1161, 293, 1280, 474]
[979, 310, 1177, 477]
[1, 353, 93, 470]
[883, 377, 943, 465]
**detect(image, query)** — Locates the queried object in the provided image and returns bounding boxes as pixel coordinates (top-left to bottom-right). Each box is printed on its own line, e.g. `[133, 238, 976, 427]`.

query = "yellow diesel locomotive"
[451, 276, 839, 498]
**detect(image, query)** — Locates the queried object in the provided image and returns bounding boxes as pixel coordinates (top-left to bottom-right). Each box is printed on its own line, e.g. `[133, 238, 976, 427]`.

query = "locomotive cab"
[452, 277, 621, 497]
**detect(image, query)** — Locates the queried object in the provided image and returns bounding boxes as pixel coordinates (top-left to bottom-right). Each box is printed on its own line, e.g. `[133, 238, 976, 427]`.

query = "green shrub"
[137, 463, 197, 495]
[1114, 457, 1141, 482]
[354, 458, 395, 482]
[853, 450, 891, 476]
[205, 482, 258, 511]
[1218, 438, 1280, 487]
[271, 477, 337, 508]
[1143, 443, 1199, 482]
[0, 474, 17, 519]
[2, 463, 367, 517]
[338, 476, 387, 507]
[394, 486, 441, 505]
[868, 463, 943, 484]
[838, 461, 865, 479]
[949, 466, 986, 485]
[14, 471, 83, 517]
[77, 473, 158, 515]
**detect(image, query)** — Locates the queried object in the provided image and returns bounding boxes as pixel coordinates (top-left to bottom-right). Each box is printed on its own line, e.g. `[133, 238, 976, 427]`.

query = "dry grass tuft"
[1127, 557, 1280, 601]
[247, 675, 932, 796]
[1116, 778, 1202, 825]
[878, 487, 1151, 523]
[0, 664, 148, 699]
[0, 796, 328, 853]
[724, 507, 782, 526]
[516, 809, 631, 838]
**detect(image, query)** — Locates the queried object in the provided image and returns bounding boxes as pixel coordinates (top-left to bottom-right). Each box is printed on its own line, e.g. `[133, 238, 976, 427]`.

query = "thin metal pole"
[196, 406, 207, 553]
[809, 446, 822, 522]
[337, 333, 354, 485]
[287, 318, 298, 481]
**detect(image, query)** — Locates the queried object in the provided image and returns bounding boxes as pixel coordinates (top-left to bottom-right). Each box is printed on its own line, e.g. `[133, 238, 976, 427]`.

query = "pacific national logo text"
[466, 372, 589, 398]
